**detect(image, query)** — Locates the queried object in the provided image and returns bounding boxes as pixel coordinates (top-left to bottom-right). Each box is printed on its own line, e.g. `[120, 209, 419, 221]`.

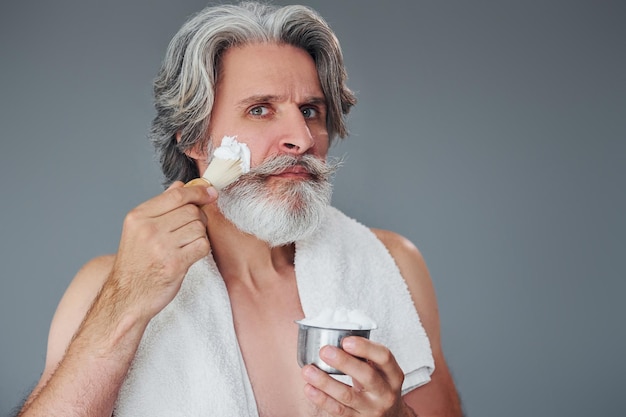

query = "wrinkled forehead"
[215, 43, 325, 103]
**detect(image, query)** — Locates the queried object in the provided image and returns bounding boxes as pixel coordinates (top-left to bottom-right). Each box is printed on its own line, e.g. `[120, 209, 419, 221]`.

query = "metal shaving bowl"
[296, 321, 374, 375]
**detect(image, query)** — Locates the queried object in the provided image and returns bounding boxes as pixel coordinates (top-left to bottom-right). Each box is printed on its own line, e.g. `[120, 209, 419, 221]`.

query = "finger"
[303, 348, 384, 413]
[170, 218, 209, 249]
[178, 233, 211, 265]
[341, 337, 404, 393]
[318, 341, 390, 397]
[163, 209, 211, 264]
[302, 365, 357, 416]
[317, 344, 385, 401]
[135, 182, 217, 218]
[317, 343, 402, 414]
[167, 180, 184, 190]
[160, 202, 208, 234]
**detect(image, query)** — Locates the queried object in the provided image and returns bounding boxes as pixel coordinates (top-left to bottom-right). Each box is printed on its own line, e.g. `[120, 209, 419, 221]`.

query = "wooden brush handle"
[184, 178, 212, 188]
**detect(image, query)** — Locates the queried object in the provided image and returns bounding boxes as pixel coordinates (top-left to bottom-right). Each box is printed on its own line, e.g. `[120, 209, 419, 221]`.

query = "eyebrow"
[236, 94, 327, 108]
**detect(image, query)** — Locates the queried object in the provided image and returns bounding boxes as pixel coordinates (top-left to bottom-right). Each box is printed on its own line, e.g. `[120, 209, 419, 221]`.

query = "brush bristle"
[202, 158, 245, 190]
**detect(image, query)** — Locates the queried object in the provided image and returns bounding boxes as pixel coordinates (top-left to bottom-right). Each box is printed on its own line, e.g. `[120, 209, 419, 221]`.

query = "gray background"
[1, 0, 624, 416]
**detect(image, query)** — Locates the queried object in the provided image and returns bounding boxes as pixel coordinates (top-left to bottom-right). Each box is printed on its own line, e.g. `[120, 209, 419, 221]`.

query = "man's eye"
[302, 107, 317, 118]
[249, 106, 269, 116]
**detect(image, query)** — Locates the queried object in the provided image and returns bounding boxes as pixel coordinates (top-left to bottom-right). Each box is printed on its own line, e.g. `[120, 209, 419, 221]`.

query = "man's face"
[202, 42, 335, 245]
[207, 42, 330, 170]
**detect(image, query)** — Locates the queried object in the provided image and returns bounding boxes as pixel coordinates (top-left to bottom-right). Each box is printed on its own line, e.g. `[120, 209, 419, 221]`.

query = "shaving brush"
[184, 136, 251, 191]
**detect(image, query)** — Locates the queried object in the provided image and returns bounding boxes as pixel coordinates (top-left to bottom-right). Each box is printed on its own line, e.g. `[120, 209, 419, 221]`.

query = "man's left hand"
[301, 336, 415, 417]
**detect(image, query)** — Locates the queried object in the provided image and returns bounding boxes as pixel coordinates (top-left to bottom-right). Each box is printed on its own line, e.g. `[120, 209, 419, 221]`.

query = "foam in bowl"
[297, 307, 377, 330]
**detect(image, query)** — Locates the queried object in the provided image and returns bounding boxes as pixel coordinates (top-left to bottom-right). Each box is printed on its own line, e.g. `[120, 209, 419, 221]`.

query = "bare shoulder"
[371, 228, 427, 267]
[371, 228, 463, 415]
[40, 255, 115, 382]
[59, 255, 116, 302]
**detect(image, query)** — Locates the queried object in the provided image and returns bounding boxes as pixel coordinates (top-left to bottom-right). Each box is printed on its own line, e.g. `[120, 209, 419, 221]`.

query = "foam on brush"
[184, 136, 251, 190]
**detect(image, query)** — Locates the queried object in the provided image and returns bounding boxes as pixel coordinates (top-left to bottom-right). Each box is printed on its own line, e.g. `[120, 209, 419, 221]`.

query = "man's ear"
[176, 131, 207, 161]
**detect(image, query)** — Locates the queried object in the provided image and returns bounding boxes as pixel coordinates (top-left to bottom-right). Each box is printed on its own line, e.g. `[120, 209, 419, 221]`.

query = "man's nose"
[278, 109, 315, 155]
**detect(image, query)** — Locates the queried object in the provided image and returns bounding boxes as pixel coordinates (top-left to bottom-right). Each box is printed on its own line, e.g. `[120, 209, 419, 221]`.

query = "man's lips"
[270, 165, 312, 179]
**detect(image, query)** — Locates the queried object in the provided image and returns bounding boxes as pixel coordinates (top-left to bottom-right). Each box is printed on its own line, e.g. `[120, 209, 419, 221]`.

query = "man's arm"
[18, 183, 216, 417]
[373, 228, 463, 417]
[19, 255, 146, 416]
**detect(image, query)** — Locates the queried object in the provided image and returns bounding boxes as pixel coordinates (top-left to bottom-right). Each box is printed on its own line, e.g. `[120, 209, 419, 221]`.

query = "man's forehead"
[217, 43, 323, 96]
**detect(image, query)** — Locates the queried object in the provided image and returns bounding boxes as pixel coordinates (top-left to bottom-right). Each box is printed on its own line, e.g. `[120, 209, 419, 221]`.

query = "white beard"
[217, 154, 339, 247]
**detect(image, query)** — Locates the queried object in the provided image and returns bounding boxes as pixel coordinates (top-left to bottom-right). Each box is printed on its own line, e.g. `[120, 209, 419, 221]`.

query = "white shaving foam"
[213, 136, 251, 173]
[298, 307, 377, 330]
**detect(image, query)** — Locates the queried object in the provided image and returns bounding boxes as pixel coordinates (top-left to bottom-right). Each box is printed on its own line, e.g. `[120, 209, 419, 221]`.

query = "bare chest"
[227, 280, 326, 417]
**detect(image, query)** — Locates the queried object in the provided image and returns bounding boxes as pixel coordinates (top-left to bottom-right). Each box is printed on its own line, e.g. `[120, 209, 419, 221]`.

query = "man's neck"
[203, 203, 296, 290]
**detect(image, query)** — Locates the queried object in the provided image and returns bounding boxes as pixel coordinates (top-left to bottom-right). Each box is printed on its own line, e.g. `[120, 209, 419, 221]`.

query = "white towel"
[114, 256, 259, 416]
[114, 206, 434, 416]
[295, 206, 434, 394]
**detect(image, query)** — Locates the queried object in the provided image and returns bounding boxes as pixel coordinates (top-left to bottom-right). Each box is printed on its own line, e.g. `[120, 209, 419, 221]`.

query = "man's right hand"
[110, 181, 217, 320]
[18, 182, 217, 417]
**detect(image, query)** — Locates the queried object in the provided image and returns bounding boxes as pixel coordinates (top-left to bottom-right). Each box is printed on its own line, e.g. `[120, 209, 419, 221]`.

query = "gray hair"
[151, 1, 357, 186]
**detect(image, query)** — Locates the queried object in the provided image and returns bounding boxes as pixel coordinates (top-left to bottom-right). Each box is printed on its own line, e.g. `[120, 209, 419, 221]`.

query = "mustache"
[242, 154, 343, 182]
